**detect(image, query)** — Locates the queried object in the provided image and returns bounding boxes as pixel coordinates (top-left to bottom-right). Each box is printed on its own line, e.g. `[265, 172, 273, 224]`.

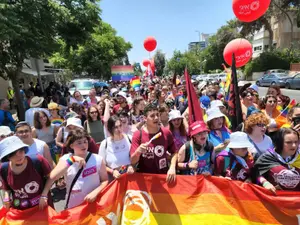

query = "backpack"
[183, 141, 214, 163]
[215, 151, 233, 175]
[1, 111, 10, 127]
[0, 155, 44, 192]
[180, 141, 214, 175]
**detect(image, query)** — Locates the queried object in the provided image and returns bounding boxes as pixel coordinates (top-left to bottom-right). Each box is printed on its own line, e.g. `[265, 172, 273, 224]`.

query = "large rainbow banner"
[1, 174, 300, 225]
[111, 65, 134, 81]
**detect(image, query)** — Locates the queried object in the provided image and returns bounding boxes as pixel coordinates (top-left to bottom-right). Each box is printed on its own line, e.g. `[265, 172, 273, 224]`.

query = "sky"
[100, 0, 235, 66]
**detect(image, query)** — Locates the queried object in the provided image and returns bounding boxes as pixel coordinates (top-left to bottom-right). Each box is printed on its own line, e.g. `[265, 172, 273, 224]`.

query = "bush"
[243, 49, 298, 78]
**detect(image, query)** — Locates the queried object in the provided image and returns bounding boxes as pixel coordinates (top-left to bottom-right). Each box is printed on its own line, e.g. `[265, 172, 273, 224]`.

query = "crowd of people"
[0, 76, 299, 212]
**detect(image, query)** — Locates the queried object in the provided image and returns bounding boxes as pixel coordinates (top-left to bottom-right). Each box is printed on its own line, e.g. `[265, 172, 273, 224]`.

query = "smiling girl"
[40, 129, 108, 209]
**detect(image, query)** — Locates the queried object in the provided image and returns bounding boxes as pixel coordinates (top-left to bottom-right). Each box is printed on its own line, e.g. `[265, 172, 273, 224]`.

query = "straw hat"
[48, 102, 61, 110]
[30, 96, 44, 108]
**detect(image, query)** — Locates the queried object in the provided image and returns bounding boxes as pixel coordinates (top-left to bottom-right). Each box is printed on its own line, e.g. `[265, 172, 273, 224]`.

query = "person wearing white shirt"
[25, 96, 50, 127]
[40, 129, 108, 209]
[99, 115, 134, 182]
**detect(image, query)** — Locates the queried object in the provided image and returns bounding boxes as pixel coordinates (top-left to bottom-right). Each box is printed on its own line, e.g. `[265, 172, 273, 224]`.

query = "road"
[258, 86, 300, 102]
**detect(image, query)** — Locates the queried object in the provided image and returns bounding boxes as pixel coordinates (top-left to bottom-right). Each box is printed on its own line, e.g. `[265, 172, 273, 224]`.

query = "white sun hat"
[116, 91, 127, 99]
[227, 132, 253, 149]
[0, 136, 28, 160]
[210, 100, 225, 109]
[66, 117, 83, 129]
[206, 107, 225, 122]
[168, 110, 184, 122]
[0, 126, 13, 136]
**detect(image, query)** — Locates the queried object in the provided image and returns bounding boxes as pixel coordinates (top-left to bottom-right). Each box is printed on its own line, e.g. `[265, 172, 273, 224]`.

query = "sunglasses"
[256, 123, 266, 128]
[90, 111, 98, 115]
[267, 100, 276, 104]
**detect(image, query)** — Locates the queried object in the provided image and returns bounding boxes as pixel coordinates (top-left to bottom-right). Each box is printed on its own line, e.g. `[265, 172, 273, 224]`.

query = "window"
[254, 46, 262, 51]
[264, 45, 269, 50]
[295, 74, 300, 79]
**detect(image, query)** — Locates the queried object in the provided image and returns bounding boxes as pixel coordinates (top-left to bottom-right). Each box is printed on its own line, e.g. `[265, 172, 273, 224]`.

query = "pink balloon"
[223, 38, 252, 68]
[233, 0, 271, 22]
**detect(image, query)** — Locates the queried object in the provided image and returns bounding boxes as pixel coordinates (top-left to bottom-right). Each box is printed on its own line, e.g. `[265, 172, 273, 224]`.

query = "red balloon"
[223, 38, 252, 68]
[233, 0, 271, 22]
[144, 37, 157, 52]
[142, 59, 150, 67]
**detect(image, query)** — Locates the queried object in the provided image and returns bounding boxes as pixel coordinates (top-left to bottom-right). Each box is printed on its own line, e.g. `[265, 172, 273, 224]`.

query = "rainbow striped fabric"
[275, 99, 297, 128]
[130, 76, 141, 90]
[1, 174, 300, 225]
[280, 99, 296, 117]
[111, 65, 134, 81]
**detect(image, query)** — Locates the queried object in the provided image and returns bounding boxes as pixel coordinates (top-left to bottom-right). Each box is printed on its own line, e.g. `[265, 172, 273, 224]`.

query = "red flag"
[184, 68, 203, 125]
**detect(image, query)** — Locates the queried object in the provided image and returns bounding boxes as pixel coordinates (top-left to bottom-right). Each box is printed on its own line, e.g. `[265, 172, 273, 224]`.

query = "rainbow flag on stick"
[1, 174, 300, 224]
[111, 65, 134, 81]
[130, 76, 141, 90]
[275, 99, 296, 128]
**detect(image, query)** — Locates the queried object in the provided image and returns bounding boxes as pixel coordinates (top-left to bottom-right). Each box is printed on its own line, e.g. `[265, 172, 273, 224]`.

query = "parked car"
[256, 73, 290, 87]
[218, 74, 227, 82]
[285, 73, 300, 89]
[69, 79, 95, 97]
[264, 69, 287, 74]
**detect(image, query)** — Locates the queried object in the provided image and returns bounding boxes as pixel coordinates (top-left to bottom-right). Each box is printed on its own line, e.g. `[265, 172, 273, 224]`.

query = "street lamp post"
[198, 60, 207, 74]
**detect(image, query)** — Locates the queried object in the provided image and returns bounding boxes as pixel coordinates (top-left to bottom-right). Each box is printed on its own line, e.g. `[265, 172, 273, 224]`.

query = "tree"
[133, 62, 143, 77]
[167, 50, 201, 75]
[0, 0, 101, 120]
[153, 50, 166, 77]
[50, 22, 132, 80]
[200, 20, 240, 72]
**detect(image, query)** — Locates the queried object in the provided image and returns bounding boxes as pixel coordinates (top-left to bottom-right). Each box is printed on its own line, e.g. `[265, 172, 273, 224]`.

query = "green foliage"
[153, 50, 166, 77]
[0, 0, 103, 119]
[167, 50, 201, 75]
[133, 62, 143, 76]
[200, 20, 241, 73]
[50, 22, 132, 80]
[243, 49, 300, 77]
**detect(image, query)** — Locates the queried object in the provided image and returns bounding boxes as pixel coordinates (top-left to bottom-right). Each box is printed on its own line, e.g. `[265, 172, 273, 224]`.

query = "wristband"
[40, 196, 48, 199]
[66, 156, 75, 166]
[184, 163, 189, 169]
[3, 198, 10, 203]
[262, 181, 271, 188]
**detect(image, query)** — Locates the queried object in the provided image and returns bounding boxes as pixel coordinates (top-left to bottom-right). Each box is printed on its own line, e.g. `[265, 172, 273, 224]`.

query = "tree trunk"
[262, 17, 274, 51]
[10, 69, 25, 121]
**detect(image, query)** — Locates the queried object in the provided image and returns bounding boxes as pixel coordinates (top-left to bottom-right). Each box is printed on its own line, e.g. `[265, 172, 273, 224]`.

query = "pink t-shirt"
[130, 127, 176, 174]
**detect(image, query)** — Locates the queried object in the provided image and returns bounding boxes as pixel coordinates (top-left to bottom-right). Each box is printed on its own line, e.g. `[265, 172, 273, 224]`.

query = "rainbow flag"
[1, 174, 300, 225]
[275, 99, 296, 128]
[130, 76, 141, 90]
[280, 99, 296, 117]
[111, 65, 134, 81]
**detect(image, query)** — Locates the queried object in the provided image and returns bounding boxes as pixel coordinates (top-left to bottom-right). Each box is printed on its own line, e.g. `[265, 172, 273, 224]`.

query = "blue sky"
[100, 0, 235, 66]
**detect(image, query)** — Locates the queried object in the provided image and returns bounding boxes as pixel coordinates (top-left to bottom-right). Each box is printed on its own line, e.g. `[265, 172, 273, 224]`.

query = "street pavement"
[258, 86, 300, 102]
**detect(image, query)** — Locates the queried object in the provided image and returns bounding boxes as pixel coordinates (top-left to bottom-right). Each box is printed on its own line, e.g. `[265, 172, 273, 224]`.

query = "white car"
[69, 79, 95, 97]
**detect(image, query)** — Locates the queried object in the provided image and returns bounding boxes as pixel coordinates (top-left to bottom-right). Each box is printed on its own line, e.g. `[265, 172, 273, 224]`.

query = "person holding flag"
[177, 121, 214, 175]
[130, 104, 177, 183]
